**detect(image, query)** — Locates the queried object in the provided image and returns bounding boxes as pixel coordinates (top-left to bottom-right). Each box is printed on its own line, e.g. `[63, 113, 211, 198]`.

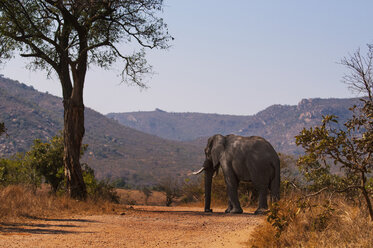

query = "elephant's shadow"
[136, 209, 257, 217]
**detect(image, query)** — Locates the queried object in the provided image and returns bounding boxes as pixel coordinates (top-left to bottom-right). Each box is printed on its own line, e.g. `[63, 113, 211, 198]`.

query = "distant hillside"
[0, 76, 204, 186]
[108, 98, 360, 154]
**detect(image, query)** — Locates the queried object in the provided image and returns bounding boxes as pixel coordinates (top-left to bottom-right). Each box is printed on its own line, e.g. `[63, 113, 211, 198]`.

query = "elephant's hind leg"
[255, 186, 269, 215]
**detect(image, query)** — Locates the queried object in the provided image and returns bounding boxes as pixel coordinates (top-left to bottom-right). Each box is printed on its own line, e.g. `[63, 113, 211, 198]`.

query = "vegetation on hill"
[0, 76, 204, 186]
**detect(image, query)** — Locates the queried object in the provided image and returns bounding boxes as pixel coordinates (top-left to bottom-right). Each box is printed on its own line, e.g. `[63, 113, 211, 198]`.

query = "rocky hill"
[108, 98, 360, 154]
[0, 76, 204, 186]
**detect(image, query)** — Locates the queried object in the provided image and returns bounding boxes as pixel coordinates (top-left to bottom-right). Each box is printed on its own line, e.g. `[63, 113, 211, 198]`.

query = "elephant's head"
[193, 134, 225, 212]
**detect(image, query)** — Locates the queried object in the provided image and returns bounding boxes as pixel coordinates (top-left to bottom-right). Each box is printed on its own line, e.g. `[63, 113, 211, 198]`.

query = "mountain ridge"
[107, 97, 360, 154]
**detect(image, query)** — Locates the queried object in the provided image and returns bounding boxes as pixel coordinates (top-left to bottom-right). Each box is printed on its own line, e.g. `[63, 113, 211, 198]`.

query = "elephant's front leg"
[223, 169, 243, 214]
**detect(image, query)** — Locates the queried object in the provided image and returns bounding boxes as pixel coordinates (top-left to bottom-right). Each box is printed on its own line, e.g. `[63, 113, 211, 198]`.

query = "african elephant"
[193, 134, 280, 214]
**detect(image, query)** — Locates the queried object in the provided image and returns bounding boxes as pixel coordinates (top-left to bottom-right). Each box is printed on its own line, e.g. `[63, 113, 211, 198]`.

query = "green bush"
[82, 163, 119, 203]
[1, 134, 119, 203]
[25, 136, 65, 193]
[0, 154, 41, 189]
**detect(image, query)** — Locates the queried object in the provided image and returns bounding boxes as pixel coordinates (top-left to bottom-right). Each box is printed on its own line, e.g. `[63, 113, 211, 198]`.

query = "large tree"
[0, 0, 171, 199]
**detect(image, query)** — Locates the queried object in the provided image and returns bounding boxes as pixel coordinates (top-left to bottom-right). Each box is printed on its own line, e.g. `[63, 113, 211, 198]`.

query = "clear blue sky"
[2, 0, 373, 115]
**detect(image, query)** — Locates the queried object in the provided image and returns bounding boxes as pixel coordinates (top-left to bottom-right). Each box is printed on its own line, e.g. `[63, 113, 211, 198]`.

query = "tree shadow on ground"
[0, 217, 97, 235]
[21, 215, 99, 223]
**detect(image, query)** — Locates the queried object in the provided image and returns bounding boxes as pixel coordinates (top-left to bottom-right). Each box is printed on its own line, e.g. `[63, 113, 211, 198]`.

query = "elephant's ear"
[211, 135, 225, 168]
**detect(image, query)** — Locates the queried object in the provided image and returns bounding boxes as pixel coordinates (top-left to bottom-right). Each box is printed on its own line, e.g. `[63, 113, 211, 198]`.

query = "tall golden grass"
[248, 193, 373, 248]
[0, 185, 119, 221]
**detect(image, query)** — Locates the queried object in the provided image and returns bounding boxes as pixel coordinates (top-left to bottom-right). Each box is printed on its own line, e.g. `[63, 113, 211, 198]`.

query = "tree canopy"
[0, 0, 172, 87]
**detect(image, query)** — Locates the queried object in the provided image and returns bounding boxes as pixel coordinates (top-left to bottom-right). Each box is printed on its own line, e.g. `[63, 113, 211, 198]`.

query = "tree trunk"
[361, 172, 373, 221]
[63, 98, 87, 200]
[361, 187, 373, 221]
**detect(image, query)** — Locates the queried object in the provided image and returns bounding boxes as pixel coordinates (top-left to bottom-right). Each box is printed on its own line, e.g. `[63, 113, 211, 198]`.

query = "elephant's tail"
[270, 157, 280, 201]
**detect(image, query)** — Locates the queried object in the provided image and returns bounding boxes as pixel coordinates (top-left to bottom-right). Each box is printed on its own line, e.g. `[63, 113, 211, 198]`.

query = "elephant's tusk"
[213, 169, 219, 178]
[192, 167, 205, 175]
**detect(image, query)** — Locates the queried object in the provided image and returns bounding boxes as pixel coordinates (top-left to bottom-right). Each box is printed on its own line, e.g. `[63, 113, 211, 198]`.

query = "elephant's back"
[226, 135, 277, 155]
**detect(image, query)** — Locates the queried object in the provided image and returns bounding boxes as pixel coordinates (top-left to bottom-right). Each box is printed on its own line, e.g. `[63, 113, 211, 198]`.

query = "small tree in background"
[140, 186, 153, 205]
[157, 177, 182, 207]
[0, 0, 172, 199]
[296, 46, 373, 221]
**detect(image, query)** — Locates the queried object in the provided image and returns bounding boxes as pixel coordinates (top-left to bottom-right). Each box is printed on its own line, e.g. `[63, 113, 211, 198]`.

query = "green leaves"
[25, 135, 65, 193]
[0, 0, 172, 86]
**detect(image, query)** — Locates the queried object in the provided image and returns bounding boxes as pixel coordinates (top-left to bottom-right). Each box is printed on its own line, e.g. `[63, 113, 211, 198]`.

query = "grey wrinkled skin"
[198, 134, 280, 214]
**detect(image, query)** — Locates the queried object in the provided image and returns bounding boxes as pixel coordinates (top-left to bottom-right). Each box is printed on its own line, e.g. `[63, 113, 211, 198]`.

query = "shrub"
[180, 178, 204, 204]
[1, 134, 119, 203]
[249, 194, 373, 247]
[0, 154, 41, 189]
[140, 186, 153, 205]
[157, 177, 182, 206]
[82, 164, 119, 203]
[25, 136, 65, 193]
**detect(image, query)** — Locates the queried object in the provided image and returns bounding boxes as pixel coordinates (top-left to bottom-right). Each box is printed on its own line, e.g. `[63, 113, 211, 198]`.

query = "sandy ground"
[0, 205, 264, 248]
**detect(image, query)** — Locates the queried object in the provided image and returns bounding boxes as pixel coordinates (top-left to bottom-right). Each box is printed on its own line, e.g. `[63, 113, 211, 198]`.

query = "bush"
[140, 186, 153, 205]
[180, 178, 204, 204]
[249, 193, 373, 247]
[25, 136, 65, 193]
[0, 154, 41, 189]
[82, 164, 119, 203]
[1, 134, 119, 203]
[157, 177, 182, 206]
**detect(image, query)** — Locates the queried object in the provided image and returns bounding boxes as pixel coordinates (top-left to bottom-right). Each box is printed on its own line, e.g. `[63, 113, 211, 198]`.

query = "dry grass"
[248, 193, 373, 248]
[116, 188, 166, 206]
[0, 186, 197, 222]
[0, 185, 122, 221]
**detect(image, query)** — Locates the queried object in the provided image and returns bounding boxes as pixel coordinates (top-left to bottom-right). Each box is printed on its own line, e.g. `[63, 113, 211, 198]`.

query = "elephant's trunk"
[204, 166, 213, 212]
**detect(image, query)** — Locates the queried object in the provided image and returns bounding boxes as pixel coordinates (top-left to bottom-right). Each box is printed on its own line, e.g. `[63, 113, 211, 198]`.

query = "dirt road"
[0, 206, 264, 247]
